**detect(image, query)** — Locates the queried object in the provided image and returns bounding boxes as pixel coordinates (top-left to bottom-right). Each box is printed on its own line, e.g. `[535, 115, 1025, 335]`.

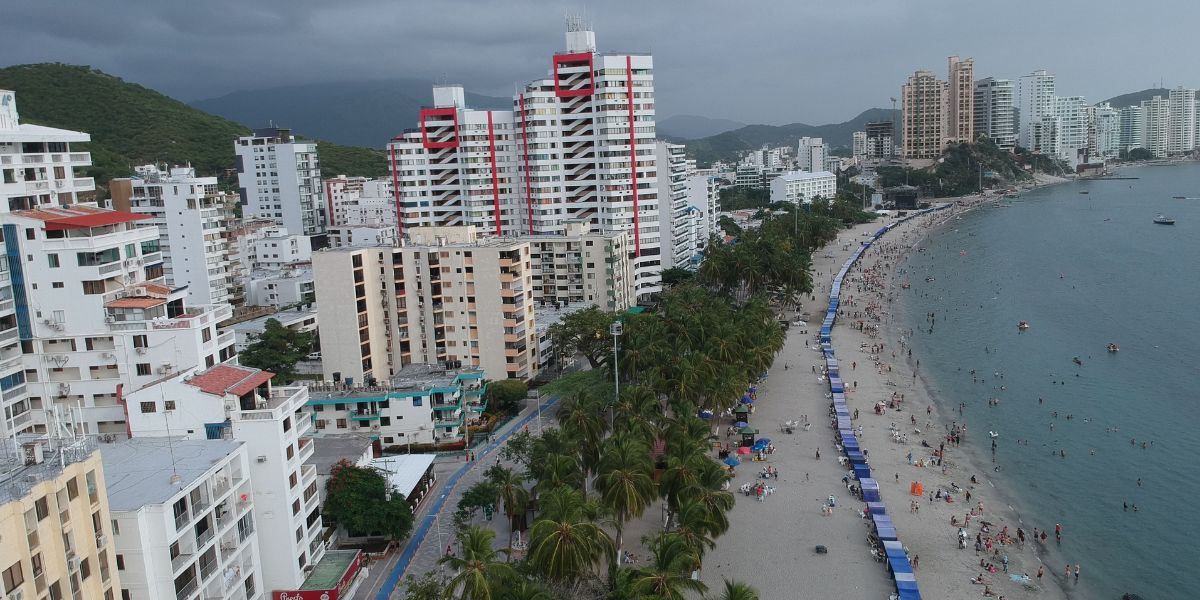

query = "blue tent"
[861, 478, 881, 502]
[894, 572, 919, 595]
[846, 450, 866, 464]
[853, 463, 872, 481]
[866, 501, 887, 515]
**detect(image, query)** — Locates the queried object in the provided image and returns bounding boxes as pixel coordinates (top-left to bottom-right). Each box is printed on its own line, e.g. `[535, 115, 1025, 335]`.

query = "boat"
[1107, 343, 1119, 353]
[1173, 196, 1186, 199]
[1072, 356, 1083, 366]
[1153, 214, 1176, 225]
[1017, 320, 1030, 331]
[1079, 191, 1089, 195]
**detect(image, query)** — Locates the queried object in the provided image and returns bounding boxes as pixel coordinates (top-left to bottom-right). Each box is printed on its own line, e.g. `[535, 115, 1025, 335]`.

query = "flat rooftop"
[101, 438, 243, 511]
[370, 454, 436, 498]
[228, 306, 319, 334]
[306, 434, 373, 477]
[534, 302, 591, 334]
[299, 549, 361, 590]
[308, 364, 480, 400]
[0, 437, 97, 505]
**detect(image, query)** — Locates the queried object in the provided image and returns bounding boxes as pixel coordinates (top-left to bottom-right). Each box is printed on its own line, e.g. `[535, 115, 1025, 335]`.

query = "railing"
[195, 526, 215, 550]
[73, 177, 95, 189]
[26, 180, 49, 192]
[176, 576, 199, 600]
[170, 551, 195, 573]
[175, 509, 191, 531]
[0, 328, 19, 343]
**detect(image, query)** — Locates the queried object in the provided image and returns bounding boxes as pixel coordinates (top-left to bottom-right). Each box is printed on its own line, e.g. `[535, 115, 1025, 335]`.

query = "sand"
[701, 201, 1072, 600]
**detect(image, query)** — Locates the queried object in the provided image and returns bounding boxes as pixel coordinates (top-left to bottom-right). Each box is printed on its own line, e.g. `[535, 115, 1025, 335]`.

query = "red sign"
[272, 550, 362, 600]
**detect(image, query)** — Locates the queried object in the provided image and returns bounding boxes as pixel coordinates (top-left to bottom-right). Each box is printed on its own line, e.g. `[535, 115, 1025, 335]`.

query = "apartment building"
[974, 78, 1016, 150]
[103, 438, 262, 600]
[796, 137, 827, 173]
[234, 129, 325, 240]
[313, 229, 536, 384]
[1119, 105, 1145, 153]
[112, 165, 237, 307]
[864, 121, 895, 159]
[1140, 96, 1169, 158]
[0, 90, 96, 213]
[528, 220, 634, 311]
[852, 131, 867, 161]
[123, 364, 321, 592]
[1167, 87, 1197, 154]
[768, 171, 837, 205]
[654, 142, 691, 269]
[686, 174, 720, 254]
[0, 442, 119, 600]
[946, 56, 975, 145]
[1017, 70, 1056, 150]
[326, 225, 398, 249]
[901, 70, 947, 159]
[1093, 103, 1122, 158]
[322, 175, 368, 227]
[306, 365, 484, 447]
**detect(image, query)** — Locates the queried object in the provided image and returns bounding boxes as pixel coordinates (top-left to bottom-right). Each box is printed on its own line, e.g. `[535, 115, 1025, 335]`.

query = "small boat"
[1173, 196, 1186, 199]
[1072, 356, 1083, 366]
[1018, 320, 1030, 331]
[1107, 343, 1119, 353]
[1079, 191, 1089, 195]
[1153, 215, 1175, 225]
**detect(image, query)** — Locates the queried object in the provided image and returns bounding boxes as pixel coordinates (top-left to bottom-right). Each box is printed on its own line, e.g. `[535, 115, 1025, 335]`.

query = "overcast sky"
[4, 0, 1196, 125]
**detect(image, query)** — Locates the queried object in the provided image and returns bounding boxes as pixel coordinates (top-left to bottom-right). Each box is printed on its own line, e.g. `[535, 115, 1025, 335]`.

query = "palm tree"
[486, 466, 530, 547]
[658, 449, 706, 513]
[500, 581, 553, 600]
[439, 526, 516, 600]
[556, 391, 609, 489]
[709, 579, 760, 600]
[527, 486, 614, 587]
[594, 433, 656, 566]
[669, 498, 719, 560]
[682, 463, 735, 538]
[627, 533, 707, 600]
[533, 453, 584, 495]
[611, 386, 660, 445]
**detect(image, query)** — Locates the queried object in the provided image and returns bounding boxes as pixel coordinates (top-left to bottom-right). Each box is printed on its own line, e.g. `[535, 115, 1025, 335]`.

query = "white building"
[686, 174, 720, 255]
[768, 171, 837, 206]
[527, 221, 635, 311]
[327, 225, 398, 249]
[654, 142, 692, 269]
[1167, 87, 1197, 154]
[337, 194, 396, 227]
[323, 175, 369, 227]
[228, 306, 318, 353]
[974, 78, 1016, 150]
[1017, 70, 1056, 151]
[115, 165, 237, 306]
[1141, 96, 1169, 158]
[235, 128, 325, 238]
[103, 438, 264, 600]
[852, 131, 867, 161]
[1055, 96, 1090, 161]
[124, 364, 322, 592]
[0, 89, 96, 212]
[244, 268, 314, 308]
[235, 225, 312, 272]
[1093, 104, 1121, 159]
[1119, 105, 1144, 152]
[796, 137, 827, 173]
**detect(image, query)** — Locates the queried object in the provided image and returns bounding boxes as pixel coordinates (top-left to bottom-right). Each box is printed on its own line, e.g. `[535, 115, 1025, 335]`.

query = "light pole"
[435, 507, 446, 572]
[609, 320, 623, 430]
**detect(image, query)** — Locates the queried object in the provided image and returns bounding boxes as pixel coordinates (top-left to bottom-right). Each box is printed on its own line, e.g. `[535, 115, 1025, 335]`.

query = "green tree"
[556, 392, 610, 489]
[594, 433, 656, 566]
[454, 480, 498, 532]
[627, 533, 707, 600]
[660, 267, 694, 287]
[238, 319, 313, 383]
[709, 579, 760, 600]
[439, 526, 516, 600]
[400, 571, 449, 600]
[486, 465, 530, 545]
[1127, 147, 1154, 161]
[527, 486, 614, 586]
[547, 307, 616, 369]
[486, 379, 528, 416]
[322, 461, 414, 540]
[501, 581, 554, 600]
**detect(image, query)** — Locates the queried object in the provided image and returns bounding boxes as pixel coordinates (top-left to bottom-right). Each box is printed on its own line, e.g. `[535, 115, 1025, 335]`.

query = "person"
[1002, 554, 1008, 572]
[1075, 564, 1081, 582]
[815, 448, 821, 460]
[1037, 565, 1044, 580]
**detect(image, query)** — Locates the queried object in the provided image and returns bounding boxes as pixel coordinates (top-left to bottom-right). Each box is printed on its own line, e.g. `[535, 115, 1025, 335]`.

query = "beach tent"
[733, 404, 750, 419]
[846, 449, 866, 465]
[909, 481, 924, 497]
[853, 463, 872, 481]
[866, 501, 887, 515]
[894, 572, 921, 599]
[861, 478, 881, 502]
[873, 514, 898, 541]
[836, 418, 852, 430]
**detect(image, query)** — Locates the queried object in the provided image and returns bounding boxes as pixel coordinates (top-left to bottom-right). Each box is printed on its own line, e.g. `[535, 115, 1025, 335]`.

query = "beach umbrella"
[724, 457, 741, 467]
[734, 421, 748, 428]
[740, 396, 754, 405]
[737, 447, 751, 455]
[698, 409, 714, 420]
[757, 438, 772, 446]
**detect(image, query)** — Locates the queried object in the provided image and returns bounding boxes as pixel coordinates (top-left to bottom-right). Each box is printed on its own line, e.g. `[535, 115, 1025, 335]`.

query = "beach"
[702, 197, 1072, 600]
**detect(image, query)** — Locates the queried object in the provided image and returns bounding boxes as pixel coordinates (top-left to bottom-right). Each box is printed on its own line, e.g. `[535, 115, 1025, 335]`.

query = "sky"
[3, 0, 1197, 126]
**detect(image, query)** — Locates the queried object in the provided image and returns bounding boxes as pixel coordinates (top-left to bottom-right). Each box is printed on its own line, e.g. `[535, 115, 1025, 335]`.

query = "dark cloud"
[2, 0, 1196, 125]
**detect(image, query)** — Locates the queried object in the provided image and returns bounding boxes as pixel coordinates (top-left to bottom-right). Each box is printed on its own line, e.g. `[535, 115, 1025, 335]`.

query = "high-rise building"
[1055, 96, 1090, 158]
[385, 26, 662, 299]
[234, 128, 326, 239]
[852, 131, 867, 161]
[974, 78, 1016, 150]
[113, 165, 238, 307]
[123, 364, 320, 592]
[1119, 105, 1144, 153]
[323, 175, 369, 227]
[1016, 70, 1057, 150]
[1167, 87, 1197, 154]
[654, 143, 691, 269]
[901, 70, 947, 159]
[103, 438, 263, 600]
[1140, 96, 1169, 158]
[0, 442, 121, 600]
[946, 56, 975, 145]
[0, 90, 96, 212]
[527, 221, 634, 311]
[1093, 103, 1121, 158]
[864, 121, 895, 159]
[796, 137, 827, 173]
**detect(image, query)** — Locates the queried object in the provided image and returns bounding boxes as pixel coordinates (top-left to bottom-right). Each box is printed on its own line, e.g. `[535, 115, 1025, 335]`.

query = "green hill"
[1101, 88, 1169, 108]
[684, 108, 892, 165]
[0, 63, 387, 188]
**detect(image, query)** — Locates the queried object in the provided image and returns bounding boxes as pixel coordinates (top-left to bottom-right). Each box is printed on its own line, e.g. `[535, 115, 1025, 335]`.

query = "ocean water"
[895, 161, 1200, 600]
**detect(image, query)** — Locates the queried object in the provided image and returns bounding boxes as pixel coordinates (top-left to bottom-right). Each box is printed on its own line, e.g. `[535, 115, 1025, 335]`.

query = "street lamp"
[609, 320, 623, 430]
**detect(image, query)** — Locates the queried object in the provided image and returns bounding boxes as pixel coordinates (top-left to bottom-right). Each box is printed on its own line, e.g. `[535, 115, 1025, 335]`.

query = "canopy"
[866, 501, 887, 515]
[737, 446, 751, 455]
[734, 405, 750, 414]
[724, 457, 741, 467]
[739, 426, 757, 435]
[853, 463, 872, 481]
[740, 396, 754, 405]
[734, 421, 748, 428]
[698, 409, 713, 419]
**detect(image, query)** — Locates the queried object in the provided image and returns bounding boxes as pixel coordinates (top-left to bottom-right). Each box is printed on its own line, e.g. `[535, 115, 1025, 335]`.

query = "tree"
[627, 533, 707, 600]
[527, 486, 614, 586]
[710, 579, 760, 600]
[400, 571, 449, 600]
[487, 379, 528, 416]
[440, 526, 516, 600]
[594, 433, 656, 566]
[547, 307, 616, 369]
[238, 318, 313, 383]
[454, 481, 498, 533]
[660, 267, 694, 287]
[322, 461, 414, 540]
[486, 465, 530, 544]
[556, 392, 610, 489]
[1127, 147, 1154, 161]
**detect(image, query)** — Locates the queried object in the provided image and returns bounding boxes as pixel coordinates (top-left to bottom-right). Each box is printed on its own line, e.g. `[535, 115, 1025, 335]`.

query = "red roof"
[14, 205, 149, 230]
[186, 365, 274, 397]
[104, 297, 166, 309]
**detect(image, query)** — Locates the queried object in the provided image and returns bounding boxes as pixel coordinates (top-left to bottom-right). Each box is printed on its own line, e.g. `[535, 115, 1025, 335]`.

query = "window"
[132, 335, 147, 349]
[2, 561, 24, 590]
[139, 402, 156, 414]
[79, 558, 90, 580]
[335, 418, 347, 429]
[67, 478, 79, 500]
[202, 328, 212, 343]
[115, 555, 125, 570]
[35, 496, 49, 520]
[136, 363, 151, 376]
[31, 553, 43, 578]
[82, 280, 105, 295]
[164, 401, 176, 411]
[48, 254, 60, 268]
[289, 472, 298, 488]
[412, 397, 422, 407]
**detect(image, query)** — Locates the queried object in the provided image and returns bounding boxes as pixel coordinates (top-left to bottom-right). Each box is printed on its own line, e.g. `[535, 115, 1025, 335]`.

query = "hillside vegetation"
[684, 108, 892, 165]
[0, 64, 387, 188]
[877, 138, 1037, 197]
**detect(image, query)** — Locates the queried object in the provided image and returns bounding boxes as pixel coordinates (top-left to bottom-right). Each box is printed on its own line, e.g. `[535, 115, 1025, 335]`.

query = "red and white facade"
[386, 27, 662, 298]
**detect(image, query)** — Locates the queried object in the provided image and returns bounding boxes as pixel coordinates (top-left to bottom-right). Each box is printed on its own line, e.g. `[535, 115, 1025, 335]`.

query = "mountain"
[658, 114, 747, 140]
[1101, 88, 1169, 108]
[192, 80, 512, 148]
[684, 108, 892, 165]
[0, 63, 388, 187]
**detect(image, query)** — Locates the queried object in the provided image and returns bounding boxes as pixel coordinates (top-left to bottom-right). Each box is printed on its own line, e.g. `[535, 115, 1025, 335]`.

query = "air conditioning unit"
[223, 401, 236, 414]
[256, 455, 267, 463]
[370, 425, 380, 431]
[57, 383, 71, 397]
[100, 352, 114, 359]
[303, 565, 314, 574]
[8, 588, 24, 600]
[51, 323, 64, 331]
[95, 534, 107, 547]
[156, 366, 172, 374]
[41, 319, 53, 326]
[132, 287, 148, 297]
[66, 555, 80, 572]
[135, 347, 147, 355]
[104, 315, 115, 324]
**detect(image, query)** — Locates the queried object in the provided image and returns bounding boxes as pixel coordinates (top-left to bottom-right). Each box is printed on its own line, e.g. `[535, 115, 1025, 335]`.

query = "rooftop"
[0, 438, 97, 505]
[186, 364, 274, 397]
[306, 434, 374, 478]
[228, 306, 319, 335]
[534, 301, 591, 334]
[0, 122, 90, 144]
[101, 438, 243, 511]
[307, 364, 480, 399]
[370, 455, 436, 498]
[13, 205, 149, 230]
[299, 549, 361, 590]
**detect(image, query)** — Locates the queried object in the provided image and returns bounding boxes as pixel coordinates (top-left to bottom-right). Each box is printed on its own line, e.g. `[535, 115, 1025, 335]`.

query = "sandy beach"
[701, 194, 1074, 599]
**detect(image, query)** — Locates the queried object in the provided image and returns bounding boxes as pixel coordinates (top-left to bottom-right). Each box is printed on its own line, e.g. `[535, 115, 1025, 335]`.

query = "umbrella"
[737, 447, 752, 455]
[740, 396, 754, 405]
[724, 457, 741, 467]
[698, 409, 714, 420]
[756, 437, 772, 446]
[734, 421, 748, 428]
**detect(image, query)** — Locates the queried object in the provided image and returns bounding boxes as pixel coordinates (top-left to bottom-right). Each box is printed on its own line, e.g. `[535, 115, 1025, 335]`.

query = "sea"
[895, 161, 1200, 600]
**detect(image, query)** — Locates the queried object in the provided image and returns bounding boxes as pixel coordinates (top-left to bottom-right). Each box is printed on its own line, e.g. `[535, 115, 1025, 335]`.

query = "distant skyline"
[3, 0, 1197, 125]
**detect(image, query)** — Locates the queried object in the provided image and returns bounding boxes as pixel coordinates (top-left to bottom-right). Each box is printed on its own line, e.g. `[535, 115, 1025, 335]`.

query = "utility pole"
[610, 320, 623, 431]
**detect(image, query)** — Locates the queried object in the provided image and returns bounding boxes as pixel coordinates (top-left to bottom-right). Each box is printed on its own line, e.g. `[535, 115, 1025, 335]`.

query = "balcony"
[73, 176, 96, 190]
[176, 576, 200, 600]
[171, 550, 195, 574]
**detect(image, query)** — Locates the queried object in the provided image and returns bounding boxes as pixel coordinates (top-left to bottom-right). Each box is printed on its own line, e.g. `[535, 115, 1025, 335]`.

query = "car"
[305, 351, 322, 361]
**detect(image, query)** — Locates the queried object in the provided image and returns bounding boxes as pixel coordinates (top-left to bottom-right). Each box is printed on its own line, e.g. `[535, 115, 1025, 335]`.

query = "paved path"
[363, 395, 559, 599]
